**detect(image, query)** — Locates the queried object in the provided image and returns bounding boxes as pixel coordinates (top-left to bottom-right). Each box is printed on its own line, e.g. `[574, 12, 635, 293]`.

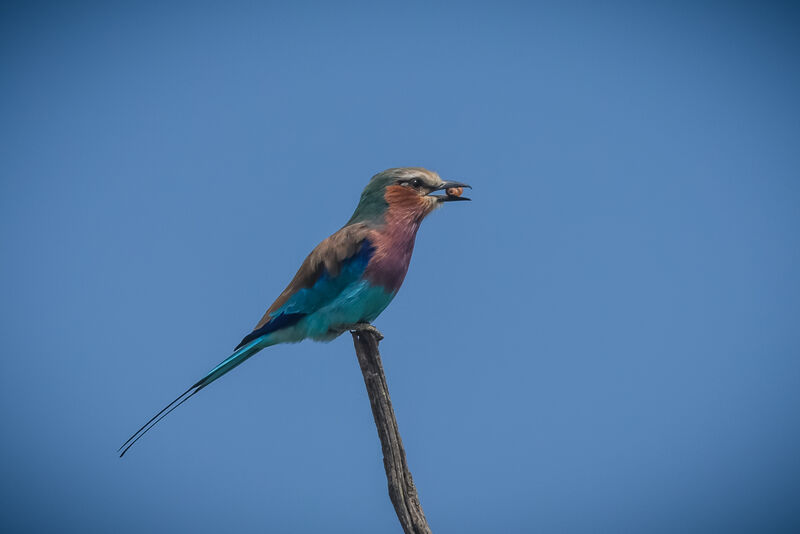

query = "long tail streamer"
[118, 338, 266, 457]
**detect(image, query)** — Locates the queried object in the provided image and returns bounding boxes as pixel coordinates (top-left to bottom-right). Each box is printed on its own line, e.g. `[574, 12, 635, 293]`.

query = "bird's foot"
[344, 323, 384, 341]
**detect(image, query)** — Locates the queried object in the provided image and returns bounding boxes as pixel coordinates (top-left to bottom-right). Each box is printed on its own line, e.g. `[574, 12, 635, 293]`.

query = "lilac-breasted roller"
[119, 167, 471, 456]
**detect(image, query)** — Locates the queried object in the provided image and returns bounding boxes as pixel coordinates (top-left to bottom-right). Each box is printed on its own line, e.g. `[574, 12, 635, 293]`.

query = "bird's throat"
[363, 205, 423, 293]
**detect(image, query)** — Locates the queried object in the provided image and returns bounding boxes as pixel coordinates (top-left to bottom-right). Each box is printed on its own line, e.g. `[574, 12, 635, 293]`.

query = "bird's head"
[347, 167, 471, 226]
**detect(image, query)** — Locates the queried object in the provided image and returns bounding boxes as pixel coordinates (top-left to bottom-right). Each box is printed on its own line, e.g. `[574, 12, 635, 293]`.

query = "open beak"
[428, 181, 472, 202]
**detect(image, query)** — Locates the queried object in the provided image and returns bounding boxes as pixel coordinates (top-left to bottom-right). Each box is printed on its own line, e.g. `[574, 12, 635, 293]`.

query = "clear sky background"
[1, 2, 799, 533]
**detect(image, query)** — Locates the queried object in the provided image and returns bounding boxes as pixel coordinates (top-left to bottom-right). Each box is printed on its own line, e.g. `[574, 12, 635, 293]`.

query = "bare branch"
[350, 329, 432, 534]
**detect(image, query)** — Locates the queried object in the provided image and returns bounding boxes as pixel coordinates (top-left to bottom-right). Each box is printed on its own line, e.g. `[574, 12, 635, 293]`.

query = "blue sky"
[1, 2, 799, 532]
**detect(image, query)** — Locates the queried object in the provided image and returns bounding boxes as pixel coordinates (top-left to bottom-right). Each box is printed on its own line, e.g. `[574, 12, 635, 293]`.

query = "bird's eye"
[409, 178, 422, 188]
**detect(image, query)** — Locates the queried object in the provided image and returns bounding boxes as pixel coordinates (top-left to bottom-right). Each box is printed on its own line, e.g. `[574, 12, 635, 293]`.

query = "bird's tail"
[118, 337, 271, 457]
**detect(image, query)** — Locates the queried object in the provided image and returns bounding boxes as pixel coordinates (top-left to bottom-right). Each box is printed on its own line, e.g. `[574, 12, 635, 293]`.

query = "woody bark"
[350, 329, 432, 534]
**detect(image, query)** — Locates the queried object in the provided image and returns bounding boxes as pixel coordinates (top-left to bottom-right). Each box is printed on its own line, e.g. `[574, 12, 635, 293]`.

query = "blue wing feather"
[120, 230, 377, 456]
[234, 240, 375, 349]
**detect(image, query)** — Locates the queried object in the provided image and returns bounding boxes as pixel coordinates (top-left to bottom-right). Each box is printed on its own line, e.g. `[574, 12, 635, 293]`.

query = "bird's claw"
[346, 323, 384, 341]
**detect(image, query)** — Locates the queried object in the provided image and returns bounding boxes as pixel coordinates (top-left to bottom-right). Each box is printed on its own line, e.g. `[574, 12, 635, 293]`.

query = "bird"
[118, 167, 471, 457]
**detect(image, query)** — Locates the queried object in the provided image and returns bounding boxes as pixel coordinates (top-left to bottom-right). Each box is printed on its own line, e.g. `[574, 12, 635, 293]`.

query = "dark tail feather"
[118, 337, 268, 457]
[234, 312, 304, 350]
[118, 383, 203, 457]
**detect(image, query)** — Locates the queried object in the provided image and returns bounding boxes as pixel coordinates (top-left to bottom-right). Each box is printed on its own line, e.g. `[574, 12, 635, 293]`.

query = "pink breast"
[364, 223, 420, 292]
